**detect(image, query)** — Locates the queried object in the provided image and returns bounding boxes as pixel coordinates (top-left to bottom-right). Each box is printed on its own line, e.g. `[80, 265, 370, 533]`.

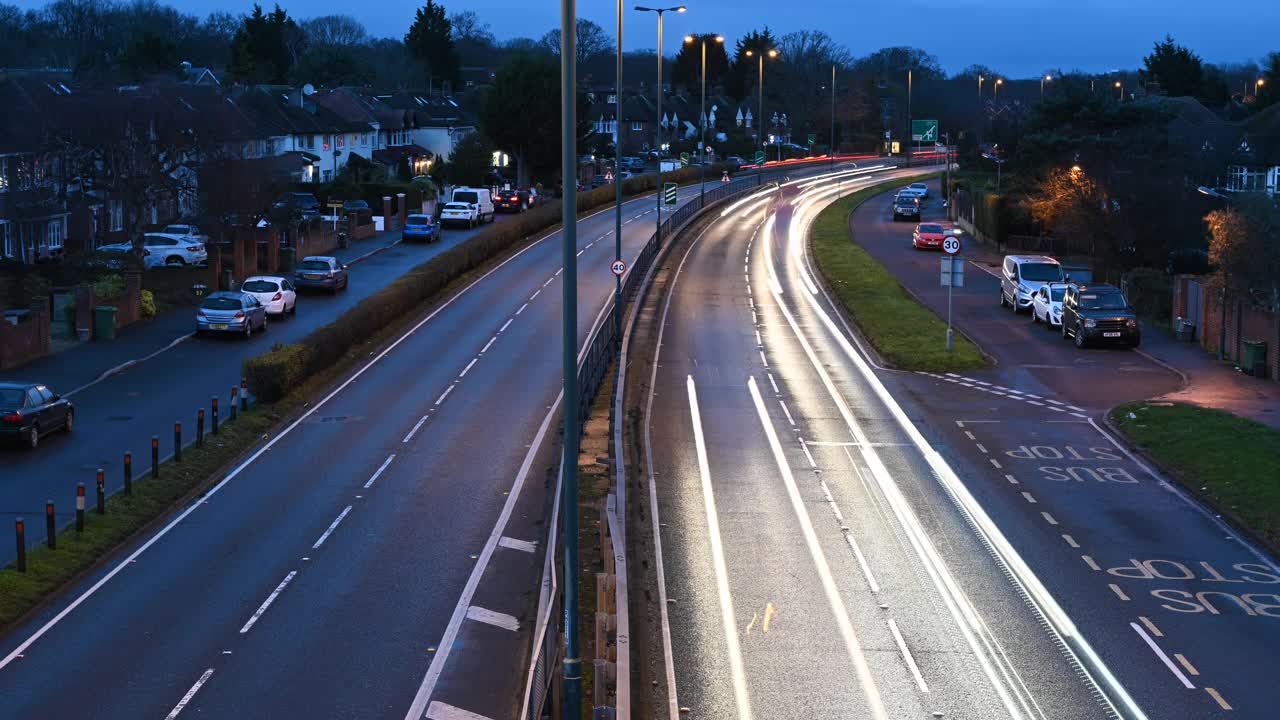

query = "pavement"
[1137, 325, 1280, 430]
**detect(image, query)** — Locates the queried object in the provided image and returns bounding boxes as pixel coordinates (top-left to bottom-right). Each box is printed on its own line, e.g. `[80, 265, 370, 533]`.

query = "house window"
[323, 169, 332, 182]
[1226, 165, 1268, 193]
[109, 199, 123, 232]
[608, 94, 617, 104]
[337, 134, 345, 148]
[323, 135, 331, 151]
[362, 133, 370, 146]
[631, 121, 642, 131]
[47, 219, 63, 249]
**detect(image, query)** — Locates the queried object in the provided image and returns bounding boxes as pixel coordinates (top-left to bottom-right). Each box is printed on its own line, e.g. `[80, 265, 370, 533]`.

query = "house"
[0, 70, 74, 263]
[586, 86, 752, 156]
[368, 92, 476, 168]
[180, 62, 221, 87]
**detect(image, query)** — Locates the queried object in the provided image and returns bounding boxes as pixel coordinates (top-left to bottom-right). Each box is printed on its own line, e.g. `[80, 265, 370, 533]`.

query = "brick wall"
[1199, 289, 1279, 380]
[0, 300, 52, 369]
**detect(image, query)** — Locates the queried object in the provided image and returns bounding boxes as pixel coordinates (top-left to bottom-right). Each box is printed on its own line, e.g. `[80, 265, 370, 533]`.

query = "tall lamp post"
[685, 33, 724, 206]
[636, 5, 687, 250]
[614, 0, 624, 340]
[978, 73, 984, 102]
[1255, 77, 1265, 97]
[1040, 74, 1052, 101]
[830, 63, 837, 169]
[906, 68, 912, 163]
[1115, 79, 1123, 101]
[994, 77, 1003, 100]
[745, 47, 777, 162]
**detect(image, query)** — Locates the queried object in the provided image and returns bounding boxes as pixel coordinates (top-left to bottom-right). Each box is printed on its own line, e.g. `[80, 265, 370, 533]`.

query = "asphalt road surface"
[845, 182, 1280, 718]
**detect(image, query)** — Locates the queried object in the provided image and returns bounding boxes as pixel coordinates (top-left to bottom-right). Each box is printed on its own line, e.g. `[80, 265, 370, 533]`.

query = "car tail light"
[2, 413, 23, 424]
[187, 245, 203, 251]
[234, 311, 245, 320]
[272, 292, 282, 301]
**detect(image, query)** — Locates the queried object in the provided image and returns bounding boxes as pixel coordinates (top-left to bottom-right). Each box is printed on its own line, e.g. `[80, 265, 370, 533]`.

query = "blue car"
[402, 214, 438, 242]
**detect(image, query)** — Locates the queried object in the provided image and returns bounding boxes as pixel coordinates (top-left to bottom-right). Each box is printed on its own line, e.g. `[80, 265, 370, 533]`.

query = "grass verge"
[808, 175, 987, 372]
[1111, 401, 1280, 549]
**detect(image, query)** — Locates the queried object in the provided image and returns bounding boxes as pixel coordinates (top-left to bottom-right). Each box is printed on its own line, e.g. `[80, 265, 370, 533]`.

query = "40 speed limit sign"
[611, 259, 627, 276]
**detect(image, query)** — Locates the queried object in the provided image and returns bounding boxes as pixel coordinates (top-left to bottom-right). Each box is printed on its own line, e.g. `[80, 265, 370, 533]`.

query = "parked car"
[196, 292, 267, 338]
[342, 199, 370, 212]
[293, 256, 349, 293]
[450, 187, 495, 224]
[440, 201, 480, 227]
[911, 222, 948, 250]
[273, 192, 321, 217]
[494, 189, 528, 213]
[725, 155, 745, 170]
[96, 242, 159, 268]
[897, 186, 927, 201]
[591, 174, 608, 188]
[892, 195, 921, 221]
[1061, 283, 1140, 348]
[1031, 282, 1068, 328]
[160, 224, 209, 243]
[0, 382, 73, 449]
[907, 182, 930, 199]
[240, 276, 297, 316]
[143, 233, 208, 266]
[1000, 255, 1064, 313]
[402, 214, 438, 242]
[623, 156, 646, 172]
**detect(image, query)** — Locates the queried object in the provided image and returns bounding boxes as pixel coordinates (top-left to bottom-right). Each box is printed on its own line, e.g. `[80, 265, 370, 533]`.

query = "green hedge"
[244, 343, 313, 403]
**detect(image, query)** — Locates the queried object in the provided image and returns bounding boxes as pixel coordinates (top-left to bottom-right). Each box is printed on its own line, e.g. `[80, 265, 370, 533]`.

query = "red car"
[912, 222, 949, 250]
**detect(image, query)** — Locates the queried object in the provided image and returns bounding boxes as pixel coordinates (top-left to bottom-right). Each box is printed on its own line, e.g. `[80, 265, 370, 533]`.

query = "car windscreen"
[895, 198, 917, 205]
[1049, 287, 1066, 301]
[1080, 292, 1128, 310]
[242, 280, 279, 292]
[201, 297, 243, 310]
[453, 191, 478, 204]
[0, 388, 26, 407]
[1018, 263, 1062, 282]
[298, 260, 330, 271]
[406, 215, 431, 225]
[918, 224, 944, 233]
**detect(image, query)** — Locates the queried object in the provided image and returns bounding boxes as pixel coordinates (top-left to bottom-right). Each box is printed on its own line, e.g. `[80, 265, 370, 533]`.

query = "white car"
[160, 224, 209, 243]
[440, 201, 479, 227]
[240, 276, 297, 316]
[143, 233, 208, 266]
[97, 242, 162, 268]
[1031, 282, 1068, 328]
[898, 186, 927, 201]
[907, 182, 930, 199]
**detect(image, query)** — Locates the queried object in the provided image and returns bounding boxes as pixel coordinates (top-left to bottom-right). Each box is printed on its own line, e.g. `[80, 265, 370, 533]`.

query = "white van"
[1000, 255, 1064, 313]
[450, 187, 495, 224]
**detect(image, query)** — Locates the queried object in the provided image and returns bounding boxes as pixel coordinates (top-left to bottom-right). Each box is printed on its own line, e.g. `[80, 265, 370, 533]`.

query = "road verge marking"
[466, 606, 520, 632]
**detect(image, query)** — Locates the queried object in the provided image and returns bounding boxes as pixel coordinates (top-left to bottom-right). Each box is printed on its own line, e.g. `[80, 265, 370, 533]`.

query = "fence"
[1178, 275, 1280, 381]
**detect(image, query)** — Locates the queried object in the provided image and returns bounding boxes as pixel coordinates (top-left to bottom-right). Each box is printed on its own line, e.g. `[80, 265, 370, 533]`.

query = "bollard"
[123, 451, 132, 495]
[76, 484, 85, 532]
[211, 396, 219, 435]
[46, 501, 55, 550]
[15, 518, 25, 573]
[96, 469, 105, 515]
[240, 379, 248, 411]
[152, 435, 160, 478]
[197, 408, 205, 448]
[174, 421, 182, 463]
[230, 386, 238, 421]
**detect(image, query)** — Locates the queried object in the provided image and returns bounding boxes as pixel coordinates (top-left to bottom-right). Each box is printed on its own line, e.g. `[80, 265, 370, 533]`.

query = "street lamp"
[978, 74, 984, 102]
[635, 5, 687, 250]
[1255, 77, 1266, 97]
[1115, 80, 1123, 100]
[830, 63, 837, 168]
[685, 33, 724, 204]
[1041, 74, 1052, 101]
[994, 77, 1004, 100]
[744, 47, 778, 161]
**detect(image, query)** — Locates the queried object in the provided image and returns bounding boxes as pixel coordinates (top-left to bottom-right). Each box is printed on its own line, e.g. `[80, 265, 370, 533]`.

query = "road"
[841, 182, 1280, 718]
[0, 166, 858, 720]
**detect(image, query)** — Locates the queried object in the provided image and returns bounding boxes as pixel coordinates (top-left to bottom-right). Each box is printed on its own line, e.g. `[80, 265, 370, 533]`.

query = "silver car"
[196, 292, 268, 338]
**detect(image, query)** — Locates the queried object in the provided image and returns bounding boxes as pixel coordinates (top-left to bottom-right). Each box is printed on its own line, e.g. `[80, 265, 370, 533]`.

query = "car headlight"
[1084, 318, 1097, 328]
[1127, 318, 1137, 328]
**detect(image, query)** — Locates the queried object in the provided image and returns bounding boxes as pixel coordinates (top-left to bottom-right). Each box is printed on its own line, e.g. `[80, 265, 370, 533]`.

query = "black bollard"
[15, 518, 25, 573]
[230, 386, 238, 421]
[211, 396, 219, 435]
[174, 421, 182, 463]
[152, 435, 160, 478]
[45, 501, 55, 550]
[123, 451, 133, 495]
[240, 379, 248, 411]
[197, 409, 205, 448]
[96, 469, 105, 515]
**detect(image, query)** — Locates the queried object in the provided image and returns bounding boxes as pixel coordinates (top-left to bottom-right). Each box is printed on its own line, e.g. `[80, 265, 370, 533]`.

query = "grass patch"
[1111, 402, 1280, 548]
[809, 175, 987, 372]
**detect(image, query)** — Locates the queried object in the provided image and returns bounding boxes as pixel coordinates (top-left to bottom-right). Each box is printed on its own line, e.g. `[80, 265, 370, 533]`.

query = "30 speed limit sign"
[942, 236, 961, 255]
[611, 259, 627, 276]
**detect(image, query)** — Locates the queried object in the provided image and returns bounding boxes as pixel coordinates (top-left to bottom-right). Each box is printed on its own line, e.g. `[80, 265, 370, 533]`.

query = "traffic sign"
[611, 259, 627, 277]
[754, 150, 766, 165]
[679, 152, 690, 168]
[605, 170, 614, 183]
[721, 171, 731, 184]
[807, 133, 816, 146]
[911, 119, 939, 143]
[942, 235, 961, 255]
[940, 256, 965, 287]
[663, 182, 678, 205]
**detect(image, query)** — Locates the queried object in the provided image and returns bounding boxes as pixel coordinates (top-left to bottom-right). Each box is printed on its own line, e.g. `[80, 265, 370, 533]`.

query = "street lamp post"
[614, 0, 624, 341]
[978, 74, 984, 102]
[636, 5, 687, 252]
[830, 63, 837, 169]
[1041, 74, 1052, 101]
[745, 47, 777, 163]
[906, 68, 912, 163]
[1115, 80, 1123, 101]
[685, 33, 724, 206]
[994, 77, 1003, 100]
[1255, 77, 1266, 97]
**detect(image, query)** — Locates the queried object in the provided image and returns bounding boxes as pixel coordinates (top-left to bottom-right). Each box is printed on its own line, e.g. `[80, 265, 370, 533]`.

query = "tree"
[450, 10, 495, 65]
[405, 0, 459, 89]
[672, 34, 730, 93]
[481, 51, 588, 186]
[119, 31, 179, 79]
[301, 14, 367, 48]
[728, 27, 778, 100]
[853, 46, 943, 81]
[293, 44, 373, 86]
[229, 4, 305, 84]
[1142, 35, 1203, 98]
[776, 30, 852, 141]
[1205, 198, 1280, 304]
[540, 18, 612, 67]
[445, 132, 495, 187]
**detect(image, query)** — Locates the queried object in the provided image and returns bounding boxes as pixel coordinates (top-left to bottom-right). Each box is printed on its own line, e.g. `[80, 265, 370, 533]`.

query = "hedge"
[244, 343, 313, 402]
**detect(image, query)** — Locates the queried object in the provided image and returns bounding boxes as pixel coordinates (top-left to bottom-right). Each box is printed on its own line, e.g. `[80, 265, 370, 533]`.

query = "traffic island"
[808, 175, 988, 372]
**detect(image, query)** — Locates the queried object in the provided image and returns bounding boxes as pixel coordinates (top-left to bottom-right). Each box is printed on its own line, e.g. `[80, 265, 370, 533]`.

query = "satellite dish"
[302, 83, 316, 96]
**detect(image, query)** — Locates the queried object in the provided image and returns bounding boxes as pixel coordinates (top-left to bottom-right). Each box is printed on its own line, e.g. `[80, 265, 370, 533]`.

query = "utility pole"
[906, 68, 912, 163]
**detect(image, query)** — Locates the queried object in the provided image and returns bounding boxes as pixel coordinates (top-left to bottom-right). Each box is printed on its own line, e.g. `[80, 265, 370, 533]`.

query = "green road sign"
[754, 150, 766, 165]
[663, 182, 678, 205]
[911, 119, 939, 143]
[807, 133, 816, 146]
[679, 152, 690, 168]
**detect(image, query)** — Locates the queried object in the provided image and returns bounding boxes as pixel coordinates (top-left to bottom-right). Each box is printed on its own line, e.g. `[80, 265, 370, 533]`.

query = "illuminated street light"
[684, 33, 724, 200]
[744, 47, 779, 152]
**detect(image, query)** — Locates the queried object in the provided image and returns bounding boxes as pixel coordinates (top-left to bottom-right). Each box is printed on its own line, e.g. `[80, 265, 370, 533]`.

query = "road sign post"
[940, 250, 965, 352]
[663, 182, 678, 206]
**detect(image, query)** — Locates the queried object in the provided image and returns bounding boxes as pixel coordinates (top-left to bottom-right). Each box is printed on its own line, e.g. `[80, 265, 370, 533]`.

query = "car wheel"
[167, 255, 185, 266]
[1073, 324, 1086, 348]
[26, 425, 38, 450]
[64, 409, 74, 433]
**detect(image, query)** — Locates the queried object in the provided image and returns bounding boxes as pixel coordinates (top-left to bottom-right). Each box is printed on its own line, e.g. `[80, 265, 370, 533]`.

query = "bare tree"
[449, 10, 494, 44]
[301, 14, 367, 48]
[540, 18, 612, 66]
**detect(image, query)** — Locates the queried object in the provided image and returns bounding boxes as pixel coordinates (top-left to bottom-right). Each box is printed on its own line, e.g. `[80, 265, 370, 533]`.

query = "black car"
[1061, 283, 1141, 348]
[892, 195, 921, 221]
[0, 383, 74, 449]
[272, 192, 321, 217]
[494, 189, 529, 212]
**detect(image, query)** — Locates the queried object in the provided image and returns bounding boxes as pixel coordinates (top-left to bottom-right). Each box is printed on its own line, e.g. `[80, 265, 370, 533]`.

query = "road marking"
[576, 249, 584, 257]
[1062, 534, 1079, 548]
[240, 571, 297, 634]
[1046, 399, 1064, 406]
[542, 278, 553, 288]
[1022, 393, 1042, 399]
[1131, 622, 1194, 689]
[1005, 474, 1020, 485]
[165, 668, 215, 720]
[516, 302, 528, 315]
[403, 415, 429, 443]
[1041, 513, 1058, 527]
[499, 318, 513, 332]
[1110, 584, 1131, 601]
[435, 385, 454, 406]
[481, 336, 497, 353]
[799, 439, 817, 468]
[460, 358, 478, 377]
[1066, 405, 1086, 412]
[466, 605, 520, 632]
[767, 373, 780, 394]
[1138, 616, 1163, 638]
[688, 376, 754, 720]
[1205, 688, 1232, 711]
[1026, 400, 1045, 406]
[755, 329, 763, 346]
[498, 536, 536, 553]
[748, 377, 888, 720]
[313, 506, 353, 549]
[1048, 406, 1065, 413]
[365, 455, 395, 488]
[752, 310, 758, 324]
[779, 400, 796, 426]
[529, 290, 540, 300]
[759, 350, 769, 367]
[555, 267, 563, 276]
[1021, 491, 1038, 504]
[964, 431, 976, 440]
[975, 443, 988, 454]
[426, 701, 495, 720]
[1082, 556, 1101, 571]
[989, 458, 1003, 469]
[887, 618, 930, 693]
[1174, 654, 1199, 676]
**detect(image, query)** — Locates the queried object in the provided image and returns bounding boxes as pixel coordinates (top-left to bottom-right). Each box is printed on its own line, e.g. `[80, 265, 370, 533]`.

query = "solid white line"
[498, 536, 536, 553]
[888, 618, 930, 693]
[240, 571, 297, 634]
[779, 399, 796, 426]
[426, 701, 495, 720]
[1130, 623, 1194, 689]
[481, 336, 497, 353]
[687, 376, 754, 720]
[165, 668, 215, 720]
[403, 415, 429, 443]
[435, 385, 454, 406]
[516, 302, 528, 315]
[365, 455, 396, 488]
[747, 377, 887, 719]
[460, 358, 478, 377]
[759, 350, 769, 367]
[466, 605, 520, 632]
[312, 506, 353, 549]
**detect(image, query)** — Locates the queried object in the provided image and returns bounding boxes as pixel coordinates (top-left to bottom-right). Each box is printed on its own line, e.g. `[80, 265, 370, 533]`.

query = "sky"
[12, 0, 1280, 78]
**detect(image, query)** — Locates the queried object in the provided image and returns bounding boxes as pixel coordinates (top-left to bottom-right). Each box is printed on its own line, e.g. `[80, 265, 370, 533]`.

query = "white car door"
[1033, 287, 1049, 321]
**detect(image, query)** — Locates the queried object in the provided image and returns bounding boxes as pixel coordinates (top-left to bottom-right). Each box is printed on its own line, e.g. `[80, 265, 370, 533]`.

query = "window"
[323, 169, 332, 182]
[47, 219, 62, 249]
[1, 221, 11, 258]
[349, 133, 357, 146]
[37, 386, 55, 403]
[0, 156, 8, 192]
[632, 121, 642, 131]
[27, 389, 44, 408]
[1227, 165, 1269, 193]
[337, 134, 345, 148]
[323, 135, 331, 150]
[109, 199, 123, 232]
[362, 133, 370, 146]
[607, 94, 617, 104]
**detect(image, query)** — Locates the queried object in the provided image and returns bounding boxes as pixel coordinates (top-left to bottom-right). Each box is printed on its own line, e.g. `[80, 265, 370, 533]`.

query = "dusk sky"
[11, 0, 1279, 77]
